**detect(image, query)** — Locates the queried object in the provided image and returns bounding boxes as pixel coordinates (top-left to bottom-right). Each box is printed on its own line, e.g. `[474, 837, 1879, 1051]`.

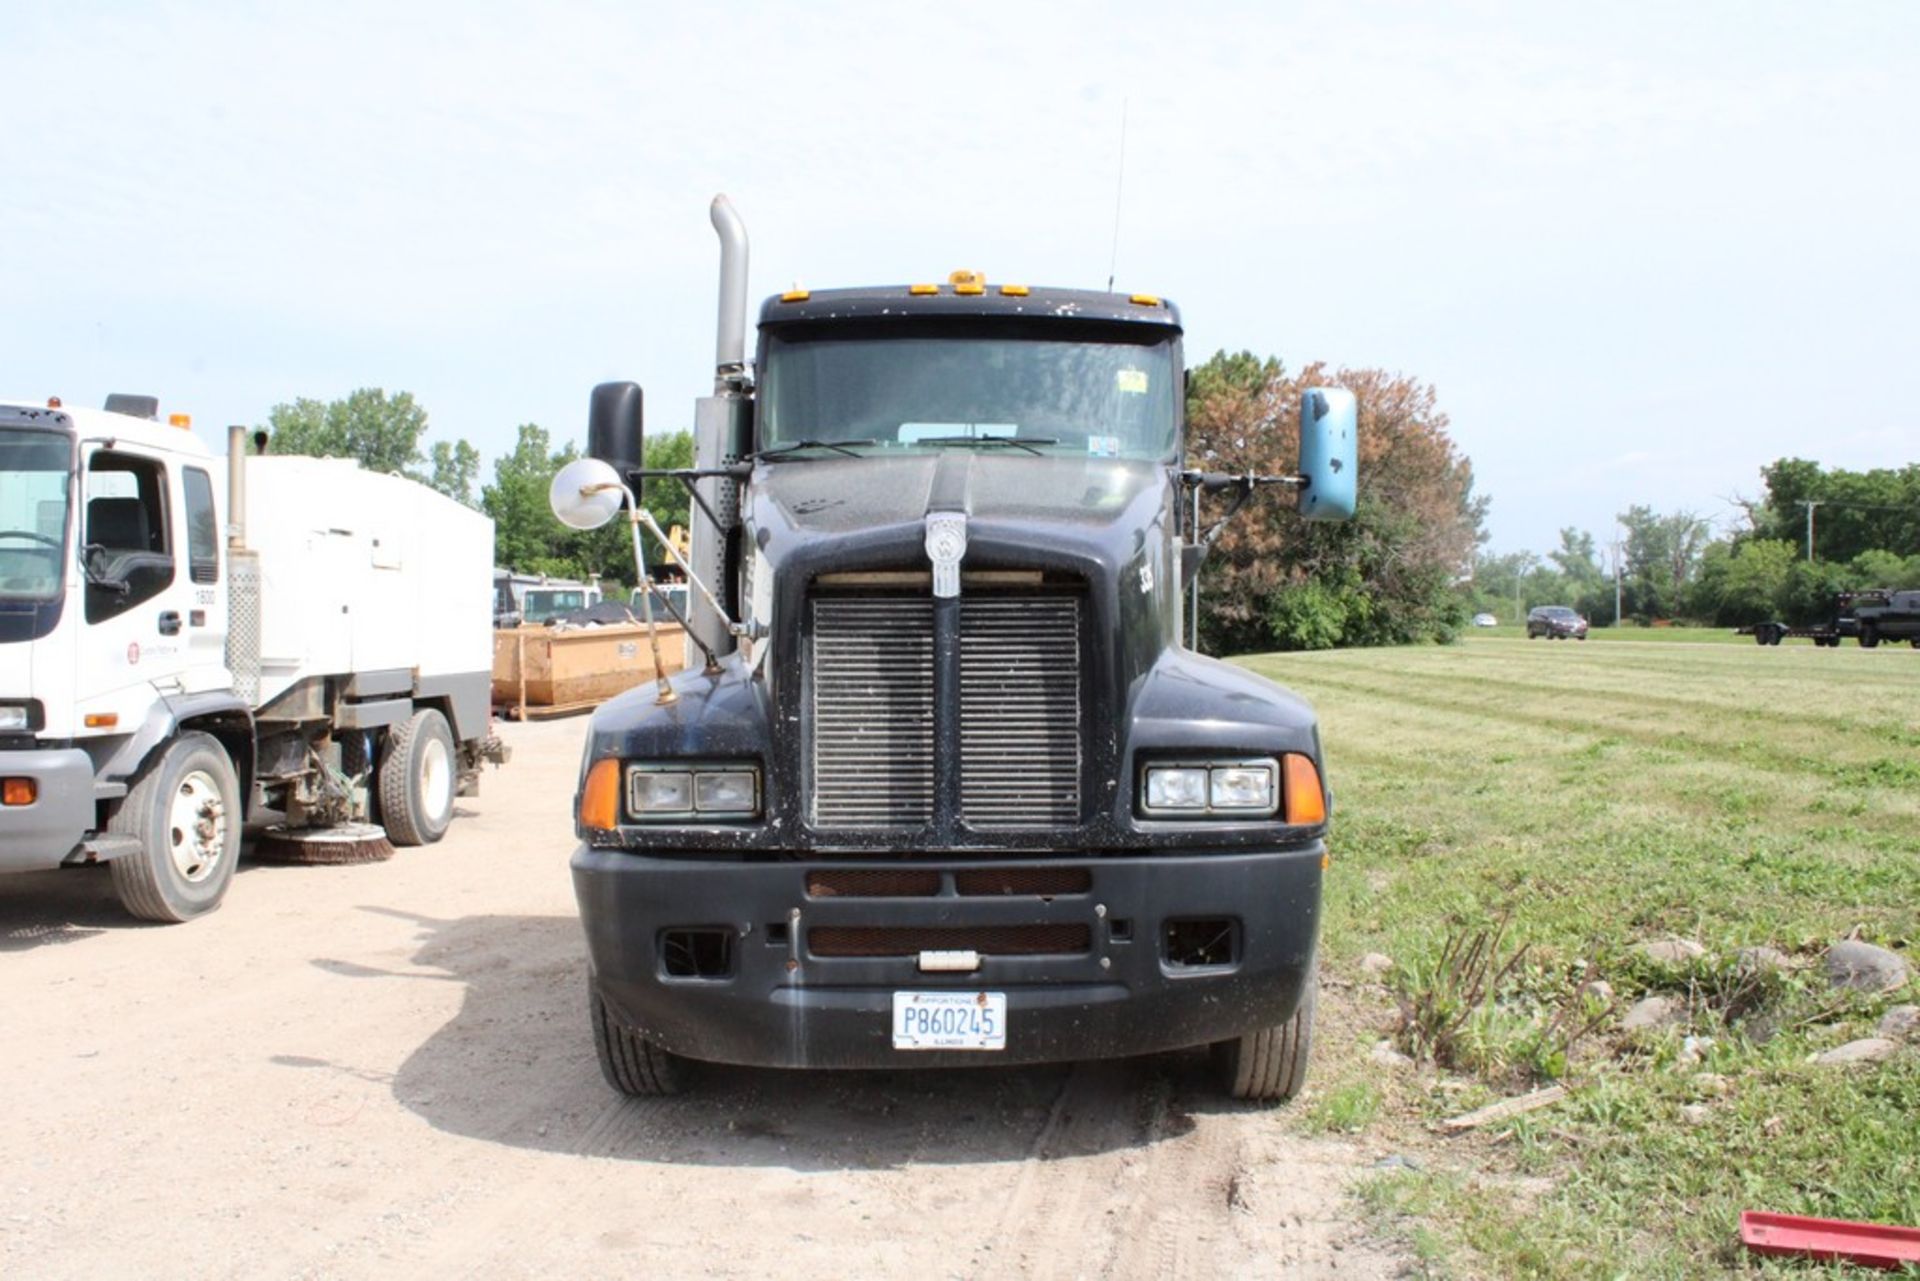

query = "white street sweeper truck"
[0, 395, 504, 921]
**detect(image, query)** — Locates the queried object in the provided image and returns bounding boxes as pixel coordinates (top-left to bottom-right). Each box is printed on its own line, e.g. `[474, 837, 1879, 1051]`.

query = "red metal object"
[1740, 1210, 1920, 1271]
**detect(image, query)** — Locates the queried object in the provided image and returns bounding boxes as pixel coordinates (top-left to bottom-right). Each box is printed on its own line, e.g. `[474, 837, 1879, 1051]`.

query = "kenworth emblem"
[924, 512, 967, 599]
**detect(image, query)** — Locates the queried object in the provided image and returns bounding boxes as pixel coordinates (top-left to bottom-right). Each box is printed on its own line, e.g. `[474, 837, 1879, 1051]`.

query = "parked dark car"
[1527, 605, 1589, 640]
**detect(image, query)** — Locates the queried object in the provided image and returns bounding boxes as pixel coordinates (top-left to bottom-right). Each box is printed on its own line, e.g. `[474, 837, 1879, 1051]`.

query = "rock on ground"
[1877, 1005, 1919, 1041]
[1358, 952, 1394, 978]
[1622, 995, 1686, 1032]
[1736, 945, 1790, 974]
[1637, 939, 1707, 966]
[1808, 1038, 1900, 1066]
[1369, 1039, 1415, 1070]
[1824, 940, 1911, 993]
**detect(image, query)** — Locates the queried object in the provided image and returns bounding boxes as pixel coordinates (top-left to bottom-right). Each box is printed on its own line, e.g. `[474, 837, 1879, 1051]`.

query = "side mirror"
[1297, 387, 1356, 521]
[549, 457, 627, 531]
[588, 382, 644, 480]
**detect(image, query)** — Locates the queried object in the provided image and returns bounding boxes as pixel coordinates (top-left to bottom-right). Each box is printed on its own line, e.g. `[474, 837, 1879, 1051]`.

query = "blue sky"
[5, 0, 1916, 554]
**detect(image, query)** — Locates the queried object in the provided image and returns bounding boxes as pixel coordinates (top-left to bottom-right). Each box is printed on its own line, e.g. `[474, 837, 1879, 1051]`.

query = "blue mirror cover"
[1297, 387, 1356, 521]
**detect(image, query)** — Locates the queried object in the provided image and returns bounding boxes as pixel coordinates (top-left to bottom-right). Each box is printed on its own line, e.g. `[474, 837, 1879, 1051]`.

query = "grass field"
[1240, 635, 1919, 1278]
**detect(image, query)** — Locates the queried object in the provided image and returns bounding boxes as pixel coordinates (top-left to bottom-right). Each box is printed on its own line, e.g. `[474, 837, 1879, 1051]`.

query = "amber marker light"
[1283, 754, 1327, 825]
[84, 713, 118, 728]
[580, 759, 622, 831]
[2, 778, 36, 806]
[576, 760, 622, 833]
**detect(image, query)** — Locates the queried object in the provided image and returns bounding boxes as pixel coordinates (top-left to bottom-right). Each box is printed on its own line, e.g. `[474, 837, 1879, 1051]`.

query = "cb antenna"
[1106, 96, 1129, 292]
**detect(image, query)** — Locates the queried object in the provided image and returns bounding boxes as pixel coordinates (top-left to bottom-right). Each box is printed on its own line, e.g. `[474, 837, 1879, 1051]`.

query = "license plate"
[891, 990, 1007, 1051]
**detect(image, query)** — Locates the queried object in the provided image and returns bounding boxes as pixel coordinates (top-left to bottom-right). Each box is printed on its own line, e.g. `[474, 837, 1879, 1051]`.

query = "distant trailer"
[1738, 588, 1920, 649]
[1736, 622, 1843, 647]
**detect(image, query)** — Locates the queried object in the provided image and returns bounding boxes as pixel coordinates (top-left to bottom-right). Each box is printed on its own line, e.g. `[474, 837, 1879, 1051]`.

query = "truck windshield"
[0, 428, 72, 602]
[760, 331, 1179, 461]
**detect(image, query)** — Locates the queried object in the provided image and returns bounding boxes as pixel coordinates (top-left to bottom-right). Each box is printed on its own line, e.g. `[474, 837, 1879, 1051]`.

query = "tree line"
[1474, 460, 1920, 629]
[261, 388, 691, 593]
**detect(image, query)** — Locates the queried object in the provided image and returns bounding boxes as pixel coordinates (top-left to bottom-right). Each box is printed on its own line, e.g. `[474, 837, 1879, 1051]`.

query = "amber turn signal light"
[2, 777, 36, 806]
[580, 759, 622, 831]
[1282, 754, 1326, 825]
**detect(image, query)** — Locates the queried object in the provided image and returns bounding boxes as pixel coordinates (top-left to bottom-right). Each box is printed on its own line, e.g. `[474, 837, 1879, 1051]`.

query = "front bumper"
[0, 747, 96, 873]
[573, 846, 1323, 1070]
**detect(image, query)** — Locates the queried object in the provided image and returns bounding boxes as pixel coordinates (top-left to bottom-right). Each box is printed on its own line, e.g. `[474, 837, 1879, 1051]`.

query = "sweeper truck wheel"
[108, 731, 242, 923]
[379, 707, 456, 847]
[1213, 959, 1317, 1103]
[591, 981, 687, 1096]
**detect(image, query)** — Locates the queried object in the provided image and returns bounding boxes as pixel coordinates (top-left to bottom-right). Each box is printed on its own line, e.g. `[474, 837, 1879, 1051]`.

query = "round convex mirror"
[549, 457, 627, 530]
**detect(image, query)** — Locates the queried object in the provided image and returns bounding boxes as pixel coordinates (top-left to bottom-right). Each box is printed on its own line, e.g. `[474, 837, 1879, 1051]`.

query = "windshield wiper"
[753, 438, 876, 461]
[917, 436, 1059, 456]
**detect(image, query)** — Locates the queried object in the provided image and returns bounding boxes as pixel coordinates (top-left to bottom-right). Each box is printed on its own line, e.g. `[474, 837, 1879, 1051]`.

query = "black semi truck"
[554, 197, 1356, 1102]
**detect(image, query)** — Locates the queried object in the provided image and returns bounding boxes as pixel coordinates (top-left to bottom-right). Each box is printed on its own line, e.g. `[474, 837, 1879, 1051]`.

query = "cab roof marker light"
[169, 413, 192, 429]
[908, 283, 939, 296]
[1129, 293, 1161, 307]
[780, 288, 810, 303]
[999, 284, 1030, 296]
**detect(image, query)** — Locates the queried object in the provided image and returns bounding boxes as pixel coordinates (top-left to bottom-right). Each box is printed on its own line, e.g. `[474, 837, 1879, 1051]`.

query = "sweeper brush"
[252, 822, 396, 865]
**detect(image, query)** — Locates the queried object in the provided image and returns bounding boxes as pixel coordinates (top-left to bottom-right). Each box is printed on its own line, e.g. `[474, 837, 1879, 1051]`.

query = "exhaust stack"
[687, 195, 755, 660]
[710, 194, 749, 389]
[226, 425, 247, 549]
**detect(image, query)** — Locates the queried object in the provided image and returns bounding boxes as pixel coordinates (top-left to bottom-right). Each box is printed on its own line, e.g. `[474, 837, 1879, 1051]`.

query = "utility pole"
[1609, 535, 1624, 626]
[1514, 553, 1535, 625]
[1797, 500, 1822, 561]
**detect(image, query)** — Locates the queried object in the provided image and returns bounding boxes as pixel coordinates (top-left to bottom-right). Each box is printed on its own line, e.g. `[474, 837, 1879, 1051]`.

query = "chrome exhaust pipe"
[710, 194, 749, 388]
[226, 424, 247, 549]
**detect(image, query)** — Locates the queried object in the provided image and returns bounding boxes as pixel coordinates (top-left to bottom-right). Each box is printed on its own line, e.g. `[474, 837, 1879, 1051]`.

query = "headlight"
[1209, 766, 1275, 810]
[1143, 766, 1207, 810]
[694, 770, 759, 814]
[626, 763, 761, 819]
[0, 705, 29, 732]
[1141, 759, 1279, 818]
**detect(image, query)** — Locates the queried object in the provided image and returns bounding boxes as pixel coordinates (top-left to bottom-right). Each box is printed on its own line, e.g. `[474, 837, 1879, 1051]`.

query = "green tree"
[1689, 538, 1796, 625]
[639, 431, 694, 536]
[1746, 458, 1920, 563]
[1618, 505, 1710, 621]
[428, 439, 481, 507]
[264, 388, 429, 475]
[262, 388, 482, 509]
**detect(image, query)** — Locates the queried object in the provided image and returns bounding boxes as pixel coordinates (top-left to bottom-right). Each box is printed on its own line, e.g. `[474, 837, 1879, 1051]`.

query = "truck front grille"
[809, 591, 1083, 830]
[810, 598, 936, 827]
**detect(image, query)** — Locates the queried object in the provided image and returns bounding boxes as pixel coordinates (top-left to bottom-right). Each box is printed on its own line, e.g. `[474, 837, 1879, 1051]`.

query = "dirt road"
[1, 717, 1398, 1279]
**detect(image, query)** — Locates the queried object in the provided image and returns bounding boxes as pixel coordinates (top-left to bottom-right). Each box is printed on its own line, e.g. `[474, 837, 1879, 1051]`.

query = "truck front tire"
[1214, 961, 1317, 1103]
[108, 731, 242, 923]
[379, 708, 456, 846]
[590, 981, 687, 1096]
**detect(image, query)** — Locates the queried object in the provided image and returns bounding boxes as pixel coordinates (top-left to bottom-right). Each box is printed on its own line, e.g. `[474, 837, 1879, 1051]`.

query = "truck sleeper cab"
[566, 210, 1355, 1102]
